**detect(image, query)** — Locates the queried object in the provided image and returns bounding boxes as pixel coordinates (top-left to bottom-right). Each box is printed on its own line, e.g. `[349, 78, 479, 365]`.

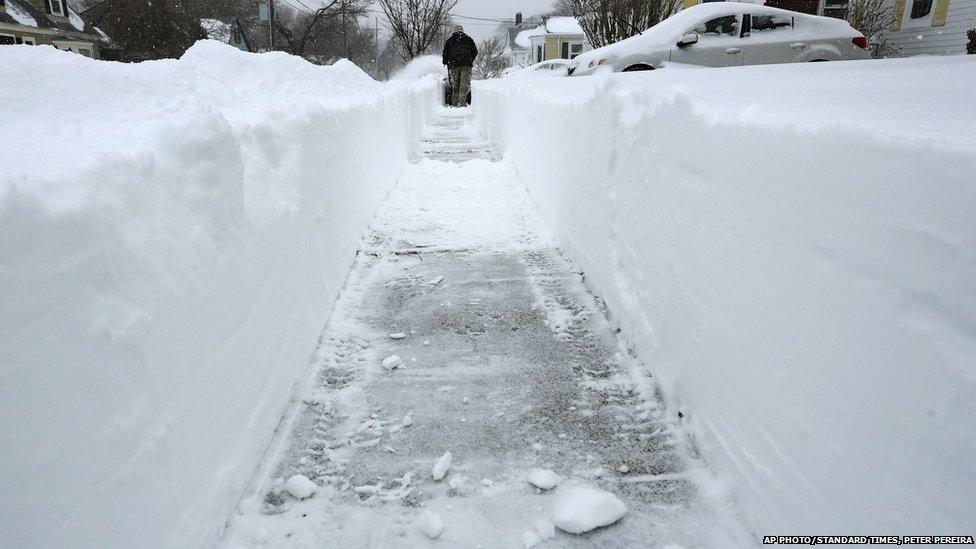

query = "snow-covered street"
[220, 110, 749, 547]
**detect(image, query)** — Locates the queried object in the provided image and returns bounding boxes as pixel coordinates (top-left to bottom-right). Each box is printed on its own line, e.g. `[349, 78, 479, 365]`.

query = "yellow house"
[529, 16, 592, 63]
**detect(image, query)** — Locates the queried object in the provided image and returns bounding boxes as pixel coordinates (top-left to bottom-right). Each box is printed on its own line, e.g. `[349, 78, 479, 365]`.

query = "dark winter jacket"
[442, 32, 478, 68]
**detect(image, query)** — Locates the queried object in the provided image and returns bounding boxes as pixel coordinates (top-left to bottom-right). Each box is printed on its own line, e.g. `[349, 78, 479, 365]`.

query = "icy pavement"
[220, 108, 751, 548]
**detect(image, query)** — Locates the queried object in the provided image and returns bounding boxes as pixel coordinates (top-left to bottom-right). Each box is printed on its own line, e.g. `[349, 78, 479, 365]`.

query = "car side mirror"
[677, 32, 699, 48]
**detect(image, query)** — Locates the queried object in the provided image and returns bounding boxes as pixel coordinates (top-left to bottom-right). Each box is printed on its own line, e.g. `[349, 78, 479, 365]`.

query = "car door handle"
[725, 48, 741, 54]
[790, 42, 808, 49]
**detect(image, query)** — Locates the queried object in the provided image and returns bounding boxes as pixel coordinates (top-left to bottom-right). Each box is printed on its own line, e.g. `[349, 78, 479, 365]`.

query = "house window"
[910, 0, 933, 18]
[561, 42, 570, 59]
[48, 0, 65, 16]
[0, 34, 15, 45]
[22, 36, 36, 45]
[78, 47, 92, 57]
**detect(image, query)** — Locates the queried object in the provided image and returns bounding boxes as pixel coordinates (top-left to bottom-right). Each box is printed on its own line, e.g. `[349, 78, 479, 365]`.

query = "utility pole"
[268, 0, 275, 51]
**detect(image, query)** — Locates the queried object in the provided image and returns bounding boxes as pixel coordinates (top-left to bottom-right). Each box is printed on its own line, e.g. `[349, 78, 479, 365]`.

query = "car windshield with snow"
[570, 3, 870, 75]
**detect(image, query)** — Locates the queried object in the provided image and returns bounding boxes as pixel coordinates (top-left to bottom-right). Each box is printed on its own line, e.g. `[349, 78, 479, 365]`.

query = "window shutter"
[44, 0, 51, 14]
[932, 0, 951, 26]
[891, 0, 907, 29]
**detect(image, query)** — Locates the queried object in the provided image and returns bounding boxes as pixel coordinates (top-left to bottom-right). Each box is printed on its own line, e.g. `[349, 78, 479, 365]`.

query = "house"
[878, 0, 975, 55]
[0, 0, 106, 57]
[501, 12, 542, 68]
[528, 16, 591, 64]
[510, 23, 545, 67]
[200, 17, 250, 52]
[81, 0, 208, 62]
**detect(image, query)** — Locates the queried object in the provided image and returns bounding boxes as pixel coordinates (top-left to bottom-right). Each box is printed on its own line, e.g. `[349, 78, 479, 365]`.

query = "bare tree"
[272, 0, 368, 58]
[472, 36, 506, 79]
[377, 0, 459, 60]
[846, 0, 897, 58]
[548, 0, 575, 16]
[571, 0, 681, 48]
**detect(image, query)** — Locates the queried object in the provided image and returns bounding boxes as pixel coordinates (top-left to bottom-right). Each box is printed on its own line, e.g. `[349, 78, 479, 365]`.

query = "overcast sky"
[451, 0, 555, 42]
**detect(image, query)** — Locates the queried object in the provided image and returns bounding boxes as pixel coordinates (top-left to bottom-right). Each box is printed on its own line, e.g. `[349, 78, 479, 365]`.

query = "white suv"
[570, 3, 870, 76]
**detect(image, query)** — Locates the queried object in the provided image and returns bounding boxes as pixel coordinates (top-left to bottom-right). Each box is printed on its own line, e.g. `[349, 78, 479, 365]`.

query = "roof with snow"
[514, 25, 546, 49]
[545, 16, 583, 35]
[0, 0, 101, 38]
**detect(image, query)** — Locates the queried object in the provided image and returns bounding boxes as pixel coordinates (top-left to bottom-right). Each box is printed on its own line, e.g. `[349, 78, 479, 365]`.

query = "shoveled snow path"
[220, 108, 750, 547]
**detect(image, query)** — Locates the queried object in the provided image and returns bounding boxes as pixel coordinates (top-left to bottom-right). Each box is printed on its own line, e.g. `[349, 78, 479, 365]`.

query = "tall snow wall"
[475, 57, 976, 536]
[0, 42, 437, 547]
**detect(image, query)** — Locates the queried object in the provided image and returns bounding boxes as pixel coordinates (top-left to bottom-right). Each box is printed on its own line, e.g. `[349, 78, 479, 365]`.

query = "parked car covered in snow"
[569, 3, 870, 76]
[503, 59, 572, 78]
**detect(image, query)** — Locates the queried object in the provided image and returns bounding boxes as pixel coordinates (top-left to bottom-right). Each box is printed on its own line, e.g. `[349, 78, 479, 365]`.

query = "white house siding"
[881, 0, 975, 56]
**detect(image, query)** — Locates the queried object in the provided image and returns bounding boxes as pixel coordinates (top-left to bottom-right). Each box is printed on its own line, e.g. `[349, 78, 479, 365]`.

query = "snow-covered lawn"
[0, 42, 436, 548]
[475, 56, 976, 536]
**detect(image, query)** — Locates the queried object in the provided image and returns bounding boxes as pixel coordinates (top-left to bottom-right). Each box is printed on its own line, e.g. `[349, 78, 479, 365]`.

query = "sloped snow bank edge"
[0, 46, 438, 548]
[474, 62, 976, 535]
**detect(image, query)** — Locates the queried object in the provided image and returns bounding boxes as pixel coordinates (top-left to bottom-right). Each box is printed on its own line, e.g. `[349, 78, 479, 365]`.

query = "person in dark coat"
[442, 25, 478, 107]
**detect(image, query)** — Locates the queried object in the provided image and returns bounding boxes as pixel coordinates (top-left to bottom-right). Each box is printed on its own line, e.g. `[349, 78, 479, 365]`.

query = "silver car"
[570, 3, 870, 76]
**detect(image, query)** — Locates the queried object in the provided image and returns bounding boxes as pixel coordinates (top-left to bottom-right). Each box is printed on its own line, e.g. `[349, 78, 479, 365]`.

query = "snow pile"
[552, 485, 628, 534]
[418, 510, 444, 539]
[284, 475, 318, 500]
[0, 42, 437, 548]
[432, 451, 453, 481]
[526, 468, 561, 490]
[475, 56, 976, 535]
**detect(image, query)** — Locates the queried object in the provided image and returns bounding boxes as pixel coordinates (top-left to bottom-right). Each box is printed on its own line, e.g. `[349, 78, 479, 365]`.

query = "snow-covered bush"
[0, 42, 437, 547]
[475, 57, 976, 536]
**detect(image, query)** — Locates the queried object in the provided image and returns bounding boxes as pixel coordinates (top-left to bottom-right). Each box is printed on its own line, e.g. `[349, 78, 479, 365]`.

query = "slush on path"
[220, 109, 750, 547]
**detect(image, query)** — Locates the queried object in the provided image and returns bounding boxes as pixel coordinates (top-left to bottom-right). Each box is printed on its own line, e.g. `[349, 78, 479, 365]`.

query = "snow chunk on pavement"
[527, 468, 561, 490]
[390, 332, 406, 340]
[432, 451, 453, 481]
[535, 519, 556, 540]
[418, 511, 443, 539]
[521, 530, 541, 548]
[552, 485, 628, 534]
[284, 474, 318, 500]
[252, 526, 270, 544]
[429, 275, 444, 285]
[402, 414, 414, 427]
[382, 355, 403, 370]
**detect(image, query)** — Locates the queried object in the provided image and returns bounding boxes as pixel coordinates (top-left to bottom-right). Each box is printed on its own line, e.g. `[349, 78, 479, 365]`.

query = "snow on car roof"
[515, 25, 547, 48]
[545, 16, 584, 35]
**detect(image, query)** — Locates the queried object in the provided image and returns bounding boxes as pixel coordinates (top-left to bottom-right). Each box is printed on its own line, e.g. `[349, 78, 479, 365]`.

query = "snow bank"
[475, 56, 976, 535]
[0, 42, 437, 548]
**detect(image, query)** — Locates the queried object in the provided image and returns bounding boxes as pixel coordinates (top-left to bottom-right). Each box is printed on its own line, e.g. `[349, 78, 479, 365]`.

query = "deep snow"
[475, 56, 976, 536]
[0, 42, 437, 548]
[218, 110, 749, 547]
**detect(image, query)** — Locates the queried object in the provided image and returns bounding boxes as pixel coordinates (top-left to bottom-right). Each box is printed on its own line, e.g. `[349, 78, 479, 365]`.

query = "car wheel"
[622, 64, 654, 72]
